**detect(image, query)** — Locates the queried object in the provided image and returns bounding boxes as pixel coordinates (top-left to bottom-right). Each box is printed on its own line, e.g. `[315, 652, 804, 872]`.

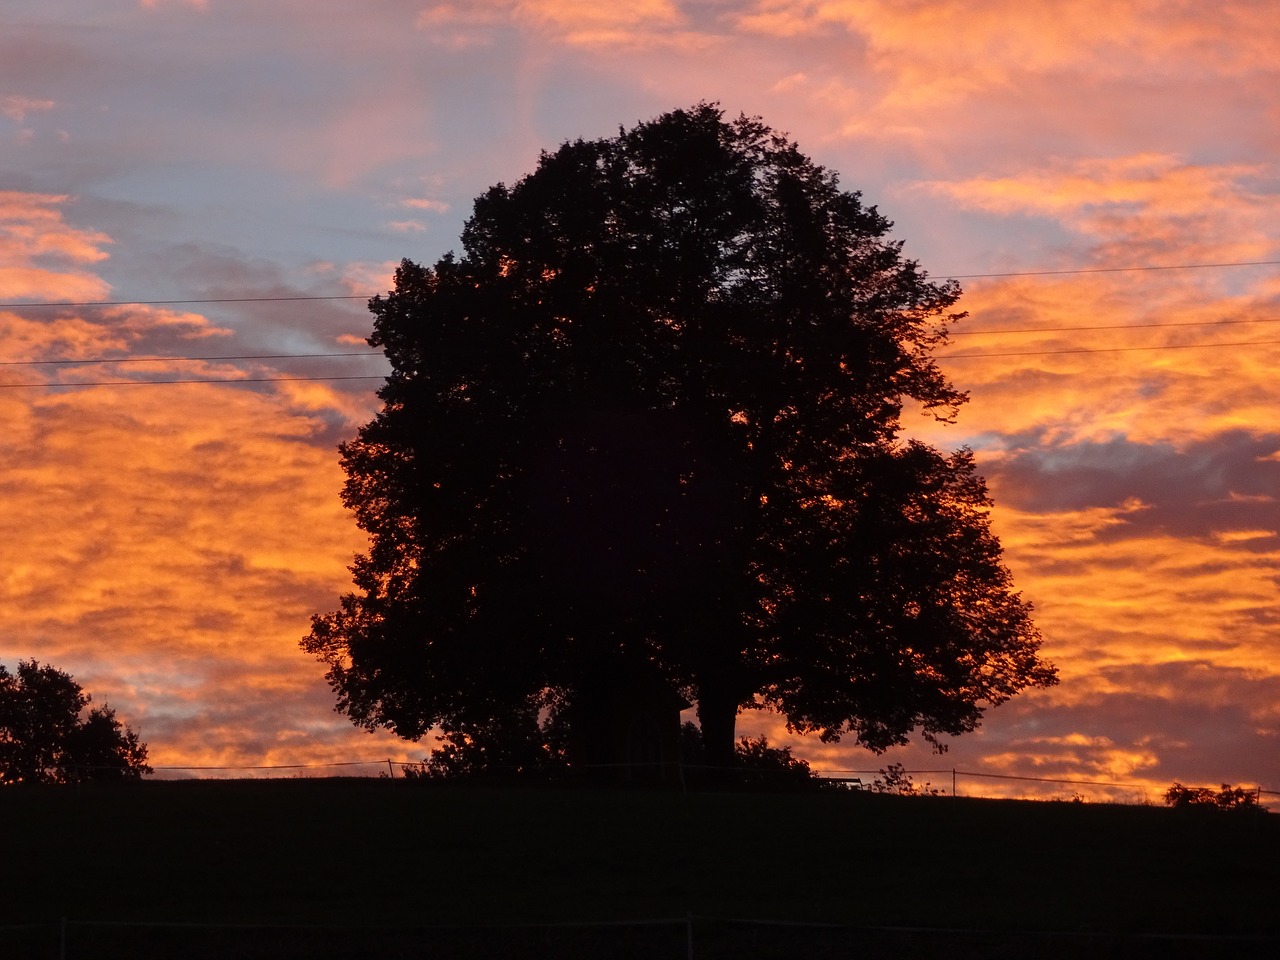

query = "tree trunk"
[696, 682, 738, 779]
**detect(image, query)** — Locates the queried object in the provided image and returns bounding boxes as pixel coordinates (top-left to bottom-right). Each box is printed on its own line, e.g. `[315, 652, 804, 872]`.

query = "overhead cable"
[948, 315, 1280, 337]
[0, 374, 385, 389]
[939, 337, 1280, 360]
[0, 351, 383, 367]
[0, 295, 367, 308]
[941, 258, 1280, 280]
[0, 256, 1276, 312]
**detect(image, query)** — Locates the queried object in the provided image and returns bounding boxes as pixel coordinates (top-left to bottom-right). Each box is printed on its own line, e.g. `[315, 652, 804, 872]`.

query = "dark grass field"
[3, 778, 1277, 958]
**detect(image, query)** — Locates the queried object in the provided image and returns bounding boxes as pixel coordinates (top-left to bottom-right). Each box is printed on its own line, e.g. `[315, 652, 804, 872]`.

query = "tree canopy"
[1164, 782, 1263, 812]
[0, 659, 151, 784]
[304, 103, 1056, 772]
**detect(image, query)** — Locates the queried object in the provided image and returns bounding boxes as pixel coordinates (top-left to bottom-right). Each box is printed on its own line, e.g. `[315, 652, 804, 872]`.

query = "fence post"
[952, 768, 957, 797]
[387, 758, 395, 779]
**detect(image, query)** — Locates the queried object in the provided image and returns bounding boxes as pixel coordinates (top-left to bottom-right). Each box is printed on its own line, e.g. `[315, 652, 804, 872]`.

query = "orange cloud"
[859, 142, 1280, 797]
[735, 0, 1280, 91]
[0, 192, 112, 301]
[924, 155, 1279, 266]
[901, 154, 1280, 454]
[986, 500, 1279, 672]
[717, 0, 1280, 153]
[0, 346, 409, 770]
[0, 192, 409, 772]
[6, 0, 1278, 798]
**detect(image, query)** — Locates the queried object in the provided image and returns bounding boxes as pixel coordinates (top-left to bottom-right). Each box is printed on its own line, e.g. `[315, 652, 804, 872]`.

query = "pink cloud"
[416, 0, 699, 48]
[138, 0, 208, 10]
[1, 94, 56, 123]
[402, 197, 451, 214]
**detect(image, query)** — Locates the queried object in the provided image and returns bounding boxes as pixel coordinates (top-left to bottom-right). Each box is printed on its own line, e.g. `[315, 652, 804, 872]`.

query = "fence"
[6, 915, 1279, 960]
[818, 767, 1280, 808]
[140, 758, 1278, 809]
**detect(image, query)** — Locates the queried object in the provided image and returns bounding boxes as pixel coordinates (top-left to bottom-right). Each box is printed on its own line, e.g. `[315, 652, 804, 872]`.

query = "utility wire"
[939, 337, 1280, 360]
[0, 295, 368, 308]
[948, 315, 1280, 337]
[2, 335, 1276, 384]
[940, 258, 1280, 280]
[0, 256, 1276, 375]
[2, 335, 1271, 385]
[4, 317, 1273, 367]
[0, 351, 383, 367]
[2, 316, 1276, 363]
[0, 256, 1276, 312]
[0, 316, 1273, 369]
[0, 374, 385, 390]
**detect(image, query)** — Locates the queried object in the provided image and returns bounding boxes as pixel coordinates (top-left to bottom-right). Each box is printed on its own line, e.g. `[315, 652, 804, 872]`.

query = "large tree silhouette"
[0, 659, 151, 784]
[305, 104, 1055, 772]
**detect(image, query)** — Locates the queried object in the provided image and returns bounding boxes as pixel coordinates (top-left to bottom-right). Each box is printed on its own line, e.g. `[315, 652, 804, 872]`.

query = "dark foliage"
[304, 103, 1055, 771]
[405, 695, 568, 780]
[733, 734, 825, 786]
[0, 659, 150, 784]
[403, 719, 821, 787]
[679, 720, 825, 786]
[870, 761, 946, 796]
[1164, 781, 1264, 811]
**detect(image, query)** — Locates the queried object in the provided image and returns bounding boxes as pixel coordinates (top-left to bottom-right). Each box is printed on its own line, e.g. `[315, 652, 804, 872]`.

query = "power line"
[0, 315, 1273, 370]
[2, 315, 1278, 361]
[0, 257, 1276, 374]
[0, 256, 1276, 312]
[0, 374, 386, 390]
[940, 258, 1280, 280]
[949, 315, 1280, 337]
[0, 295, 368, 309]
[0, 351, 383, 367]
[939, 337, 1280, 360]
[3, 335, 1275, 384]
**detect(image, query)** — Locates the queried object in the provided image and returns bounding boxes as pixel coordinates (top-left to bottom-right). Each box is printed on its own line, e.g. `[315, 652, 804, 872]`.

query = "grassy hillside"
[3, 779, 1277, 958]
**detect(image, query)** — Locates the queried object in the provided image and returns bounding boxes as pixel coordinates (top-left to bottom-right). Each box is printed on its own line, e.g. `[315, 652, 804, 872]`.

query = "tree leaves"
[304, 103, 1055, 770]
[0, 659, 151, 784]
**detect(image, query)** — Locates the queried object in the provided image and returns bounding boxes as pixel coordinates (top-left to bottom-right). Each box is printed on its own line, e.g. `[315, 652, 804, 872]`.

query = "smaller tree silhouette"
[1163, 781, 1262, 812]
[0, 659, 151, 784]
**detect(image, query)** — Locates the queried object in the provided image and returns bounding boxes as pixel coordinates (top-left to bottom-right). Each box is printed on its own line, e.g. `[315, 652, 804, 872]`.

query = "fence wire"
[137, 757, 1276, 809]
[6, 915, 1277, 960]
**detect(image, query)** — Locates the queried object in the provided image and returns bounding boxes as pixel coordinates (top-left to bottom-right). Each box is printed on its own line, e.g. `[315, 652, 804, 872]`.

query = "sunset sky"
[3, 0, 1277, 801]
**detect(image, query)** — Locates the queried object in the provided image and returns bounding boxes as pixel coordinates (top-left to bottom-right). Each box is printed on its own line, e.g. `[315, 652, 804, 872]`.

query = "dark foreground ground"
[3, 778, 1277, 958]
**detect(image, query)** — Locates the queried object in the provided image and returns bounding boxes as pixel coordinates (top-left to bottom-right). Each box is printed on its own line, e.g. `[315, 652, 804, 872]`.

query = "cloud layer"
[3, 1, 1277, 799]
